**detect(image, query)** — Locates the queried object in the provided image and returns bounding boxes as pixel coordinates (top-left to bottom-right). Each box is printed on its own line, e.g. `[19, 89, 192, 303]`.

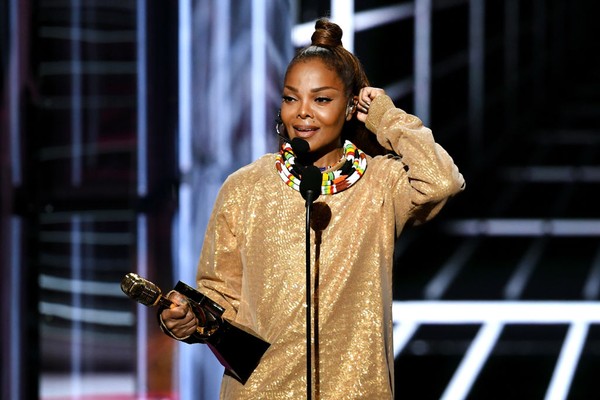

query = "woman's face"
[281, 59, 353, 168]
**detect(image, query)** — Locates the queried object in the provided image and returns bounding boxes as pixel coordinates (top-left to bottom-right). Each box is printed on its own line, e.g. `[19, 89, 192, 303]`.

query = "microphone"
[277, 108, 319, 399]
[291, 137, 310, 155]
[299, 165, 321, 204]
[278, 134, 310, 155]
[121, 272, 172, 309]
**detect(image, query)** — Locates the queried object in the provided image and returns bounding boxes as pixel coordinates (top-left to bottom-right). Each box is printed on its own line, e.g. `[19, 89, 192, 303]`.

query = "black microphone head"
[299, 165, 322, 203]
[121, 272, 162, 307]
[290, 137, 310, 155]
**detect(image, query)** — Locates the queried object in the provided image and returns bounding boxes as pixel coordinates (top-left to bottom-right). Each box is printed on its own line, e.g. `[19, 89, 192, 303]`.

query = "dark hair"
[285, 18, 389, 156]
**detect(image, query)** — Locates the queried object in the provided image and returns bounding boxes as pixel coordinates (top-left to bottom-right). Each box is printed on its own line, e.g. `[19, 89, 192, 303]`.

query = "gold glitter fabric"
[194, 95, 465, 399]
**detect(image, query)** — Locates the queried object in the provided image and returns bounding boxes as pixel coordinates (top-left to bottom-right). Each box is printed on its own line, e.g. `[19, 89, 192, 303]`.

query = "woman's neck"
[298, 143, 344, 170]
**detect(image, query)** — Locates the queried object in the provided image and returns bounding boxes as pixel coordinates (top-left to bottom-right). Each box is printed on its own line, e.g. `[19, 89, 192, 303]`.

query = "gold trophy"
[121, 273, 270, 384]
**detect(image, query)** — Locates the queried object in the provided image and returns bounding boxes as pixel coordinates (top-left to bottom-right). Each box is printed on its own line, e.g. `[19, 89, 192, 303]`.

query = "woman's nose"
[297, 101, 312, 119]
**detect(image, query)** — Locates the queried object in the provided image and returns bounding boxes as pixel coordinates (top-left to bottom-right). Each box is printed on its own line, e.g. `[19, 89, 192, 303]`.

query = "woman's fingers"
[357, 87, 383, 113]
[161, 290, 199, 337]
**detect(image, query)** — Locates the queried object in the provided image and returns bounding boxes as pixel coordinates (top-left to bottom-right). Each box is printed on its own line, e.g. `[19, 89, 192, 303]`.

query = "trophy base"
[174, 281, 270, 384]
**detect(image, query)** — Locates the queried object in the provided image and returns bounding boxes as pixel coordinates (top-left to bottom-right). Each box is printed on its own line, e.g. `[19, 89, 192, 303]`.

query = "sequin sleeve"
[195, 175, 244, 322]
[365, 94, 465, 224]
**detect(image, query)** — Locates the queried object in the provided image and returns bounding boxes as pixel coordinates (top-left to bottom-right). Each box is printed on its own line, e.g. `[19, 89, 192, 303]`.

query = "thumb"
[167, 290, 188, 307]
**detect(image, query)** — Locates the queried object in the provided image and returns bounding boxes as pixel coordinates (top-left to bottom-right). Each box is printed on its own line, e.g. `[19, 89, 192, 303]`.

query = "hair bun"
[310, 18, 343, 48]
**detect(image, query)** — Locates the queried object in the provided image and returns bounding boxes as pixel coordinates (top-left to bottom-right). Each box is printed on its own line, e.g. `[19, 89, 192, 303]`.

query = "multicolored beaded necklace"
[275, 140, 367, 195]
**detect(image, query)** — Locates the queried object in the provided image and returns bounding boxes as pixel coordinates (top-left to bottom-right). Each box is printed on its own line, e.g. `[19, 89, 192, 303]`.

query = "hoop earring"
[275, 109, 285, 136]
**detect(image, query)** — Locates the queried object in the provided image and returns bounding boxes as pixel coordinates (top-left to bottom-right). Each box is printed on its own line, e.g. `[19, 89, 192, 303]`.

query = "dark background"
[2, 0, 599, 399]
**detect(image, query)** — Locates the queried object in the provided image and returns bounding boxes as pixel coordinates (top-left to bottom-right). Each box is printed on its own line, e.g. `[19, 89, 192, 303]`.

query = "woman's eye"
[315, 97, 332, 103]
[282, 96, 295, 103]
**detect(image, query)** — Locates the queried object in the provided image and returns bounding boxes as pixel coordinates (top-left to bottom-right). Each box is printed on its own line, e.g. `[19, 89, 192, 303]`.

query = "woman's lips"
[293, 126, 319, 138]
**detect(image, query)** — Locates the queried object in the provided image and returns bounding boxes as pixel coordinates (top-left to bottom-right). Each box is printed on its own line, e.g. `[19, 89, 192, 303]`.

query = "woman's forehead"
[284, 59, 344, 91]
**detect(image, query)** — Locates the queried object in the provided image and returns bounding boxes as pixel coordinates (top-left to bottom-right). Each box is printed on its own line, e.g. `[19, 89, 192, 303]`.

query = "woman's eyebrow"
[311, 86, 340, 93]
[283, 85, 340, 93]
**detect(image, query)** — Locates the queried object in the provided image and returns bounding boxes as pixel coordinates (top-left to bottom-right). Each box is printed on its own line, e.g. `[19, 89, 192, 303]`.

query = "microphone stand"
[305, 195, 313, 400]
[299, 165, 321, 400]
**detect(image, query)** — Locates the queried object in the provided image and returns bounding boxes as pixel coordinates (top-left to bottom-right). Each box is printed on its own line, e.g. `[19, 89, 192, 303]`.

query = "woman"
[161, 18, 465, 399]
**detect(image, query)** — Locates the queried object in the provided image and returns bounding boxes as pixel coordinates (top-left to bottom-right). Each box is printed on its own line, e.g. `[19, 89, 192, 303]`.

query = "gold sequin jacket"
[195, 95, 465, 399]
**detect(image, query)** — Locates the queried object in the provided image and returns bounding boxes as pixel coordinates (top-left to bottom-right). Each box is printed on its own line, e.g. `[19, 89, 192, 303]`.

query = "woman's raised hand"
[355, 87, 386, 123]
